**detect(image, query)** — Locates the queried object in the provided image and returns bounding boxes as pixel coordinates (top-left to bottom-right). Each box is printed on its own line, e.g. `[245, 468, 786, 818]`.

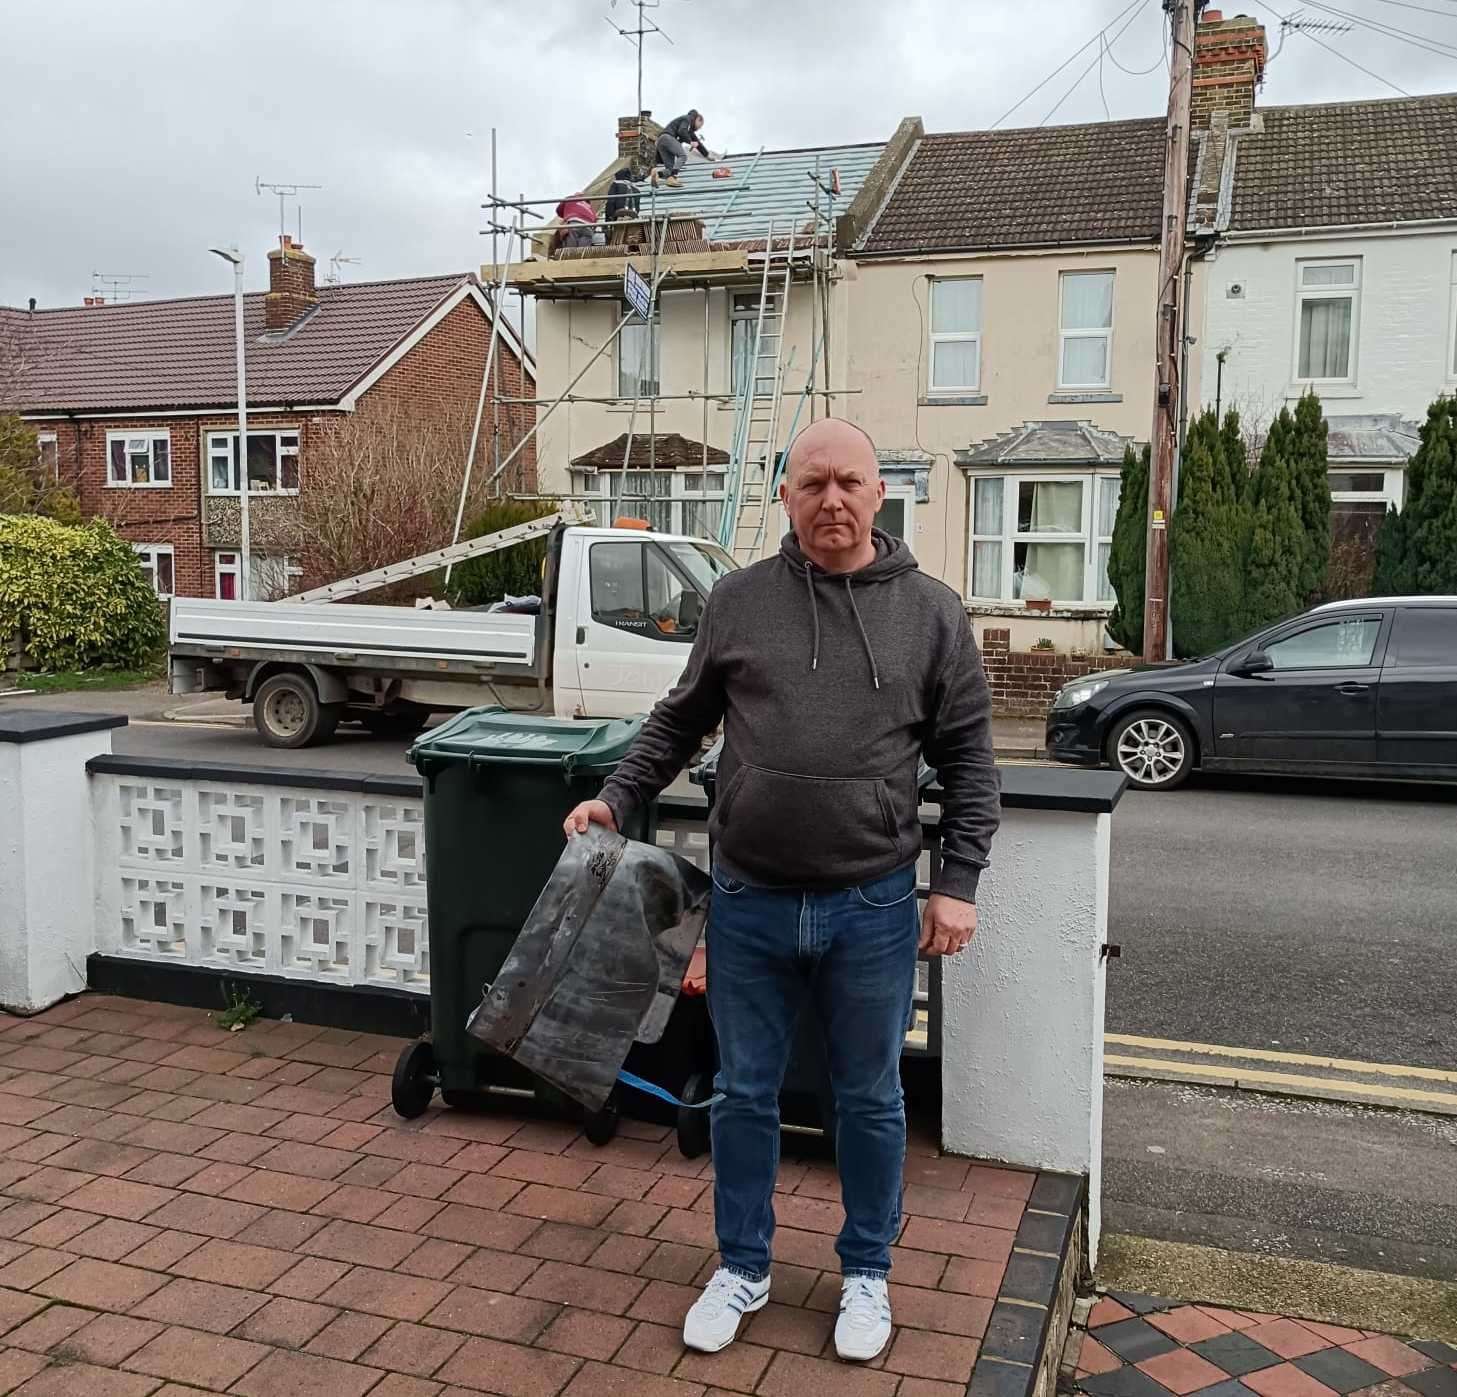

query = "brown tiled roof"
[571, 433, 729, 470]
[856, 117, 1167, 255]
[1229, 93, 1457, 231]
[1, 273, 521, 414]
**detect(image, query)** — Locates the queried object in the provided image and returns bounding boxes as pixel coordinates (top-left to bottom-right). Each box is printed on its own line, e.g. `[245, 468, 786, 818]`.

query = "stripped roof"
[955, 420, 1135, 467]
[2, 273, 527, 414]
[1230, 94, 1457, 232]
[572, 433, 729, 471]
[650, 142, 885, 243]
[1324, 415, 1420, 462]
[857, 117, 1167, 255]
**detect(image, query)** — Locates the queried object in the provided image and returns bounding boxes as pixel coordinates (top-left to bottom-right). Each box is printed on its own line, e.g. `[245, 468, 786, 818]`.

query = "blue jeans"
[706, 862, 920, 1281]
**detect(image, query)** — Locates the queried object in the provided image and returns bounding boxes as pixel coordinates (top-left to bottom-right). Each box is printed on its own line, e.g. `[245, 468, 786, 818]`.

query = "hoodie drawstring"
[844, 577, 881, 691]
[802, 564, 880, 691]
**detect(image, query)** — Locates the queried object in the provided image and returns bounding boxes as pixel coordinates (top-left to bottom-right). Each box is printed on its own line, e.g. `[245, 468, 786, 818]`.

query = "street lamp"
[208, 246, 251, 601]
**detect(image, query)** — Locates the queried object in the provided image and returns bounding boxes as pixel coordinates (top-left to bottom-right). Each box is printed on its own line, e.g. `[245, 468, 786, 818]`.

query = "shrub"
[449, 498, 559, 607]
[1106, 443, 1149, 654]
[1373, 395, 1457, 595]
[1170, 409, 1246, 658]
[0, 515, 165, 670]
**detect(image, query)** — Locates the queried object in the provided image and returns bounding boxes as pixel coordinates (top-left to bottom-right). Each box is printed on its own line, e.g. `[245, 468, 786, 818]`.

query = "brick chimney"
[264, 235, 317, 330]
[1192, 11, 1267, 128]
[616, 111, 662, 174]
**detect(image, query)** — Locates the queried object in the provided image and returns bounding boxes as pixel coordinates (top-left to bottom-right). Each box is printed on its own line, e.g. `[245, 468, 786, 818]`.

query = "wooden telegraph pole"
[1143, 0, 1200, 662]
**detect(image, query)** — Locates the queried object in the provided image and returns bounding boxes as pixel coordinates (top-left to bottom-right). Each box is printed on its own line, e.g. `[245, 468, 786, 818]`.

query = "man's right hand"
[563, 800, 618, 839]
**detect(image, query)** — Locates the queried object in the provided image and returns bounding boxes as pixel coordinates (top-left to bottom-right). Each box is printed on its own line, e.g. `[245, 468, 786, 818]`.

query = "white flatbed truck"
[169, 514, 736, 747]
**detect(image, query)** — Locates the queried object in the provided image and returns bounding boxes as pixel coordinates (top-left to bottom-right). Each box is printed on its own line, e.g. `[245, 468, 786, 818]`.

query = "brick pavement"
[0, 995, 1036, 1396]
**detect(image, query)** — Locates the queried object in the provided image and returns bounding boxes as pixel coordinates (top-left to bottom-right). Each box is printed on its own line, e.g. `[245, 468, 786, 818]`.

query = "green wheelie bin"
[391, 706, 652, 1141]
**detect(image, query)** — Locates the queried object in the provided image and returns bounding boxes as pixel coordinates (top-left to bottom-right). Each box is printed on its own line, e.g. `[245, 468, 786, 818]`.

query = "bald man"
[565, 418, 1000, 1361]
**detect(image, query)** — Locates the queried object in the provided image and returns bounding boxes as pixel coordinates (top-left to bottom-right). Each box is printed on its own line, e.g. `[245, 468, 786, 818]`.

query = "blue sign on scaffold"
[624, 263, 652, 321]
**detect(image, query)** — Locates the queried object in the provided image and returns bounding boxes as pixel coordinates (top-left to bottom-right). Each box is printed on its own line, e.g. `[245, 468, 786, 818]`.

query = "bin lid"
[409, 706, 644, 776]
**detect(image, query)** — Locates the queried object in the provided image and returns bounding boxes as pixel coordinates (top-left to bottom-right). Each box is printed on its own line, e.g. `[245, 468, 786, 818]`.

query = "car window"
[644, 547, 701, 640]
[590, 542, 645, 624]
[1388, 608, 1457, 668]
[589, 541, 699, 642]
[1265, 617, 1381, 670]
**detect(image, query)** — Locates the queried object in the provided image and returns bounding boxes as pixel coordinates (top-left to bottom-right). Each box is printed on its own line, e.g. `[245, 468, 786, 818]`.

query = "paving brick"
[123, 1323, 270, 1389]
[603, 1201, 669, 1239]
[1077, 1336, 1126, 1377]
[441, 1175, 529, 1213]
[305, 1310, 395, 1362]
[498, 1123, 579, 1156]
[7, 1166, 93, 1205]
[964, 1194, 1028, 1230]
[539, 1308, 635, 1361]
[169, 1238, 300, 1291]
[320, 1267, 452, 1323]
[233, 1295, 339, 1349]
[269, 1257, 353, 1302]
[115, 1120, 221, 1156]
[43, 1140, 154, 1179]
[312, 1184, 398, 1224]
[125, 1230, 206, 1274]
[231, 1346, 384, 1397]
[521, 1262, 646, 1317]
[441, 1144, 507, 1177]
[1138, 1347, 1235, 1394]
[252, 1086, 354, 1118]
[0, 1291, 47, 1341]
[900, 1217, 1015, 1264]
[341, 1157, 409, 1190]
[437, 1334, 581, 1396]
[420, 1205, 540, 1253]
[254, 1141, 361, 1181]
[10, 1358, 161, 1396]
[235, 1207, 328, 1253]
[890, 1282, 992, 1337]
[142, 1193, 267, 1240]
[186, 1101, 289, 1135]
[121, 1153, 211, 1189]
[379, 1164, 464, 1201]
[902, 1185, 971, 1223]
[1296, 1323, 1366, 1347]
[0, 1250, 74, 1292]
[651, 1210, 718, 1252]
[198, 1133, 275, 1166]
[1243, 1362, 1343, 1397]
[1343, 1339, 1432, 1379]
[370, 1377, 445, 1397]
[561, 1361, 705, 1397]
[673, 1336, 774, 1391]
[135, 1276, 271, 1334]
[361, 1134, 469, 1168]
[1090, 1297, 1137, 1328]
[50, 1316, 160, 1369]
[581, 1166, 657, 1202]
[0, 1345, 46, 1395]
[628, 1281, 699, 1328]
[960, 1167, 1035, 1201]
[1149, 1305, 1236, 1345]
[1244, 1322, 1338, 1361]
[742, 1301, 828, 1356]
[443, 1250, 540, 1295]
[0, 1208, 60, 1245]
[490, 1152, 597, 1191]
[175, 1160, 256, 1196]
[896, 1380, 967, 1397]
[302, 1219, 423, 1269]
[886, 1327, 980, 1383]
[615, 1320, 684, 1375]
[757, 1349, 898, 1397]
[766, 1226, 836, 1271]
[398, 1240, 476, 1283]
[2, 1302, 93, 1353]
[36, 1257, 168, 1310]
[360, 1321, 464, 1377]
[427, 1286, 559, 1344]
[562, 1136, 668, 1172]
[521, 1224, 609, 1265]
[61, 1177, 178, 1223]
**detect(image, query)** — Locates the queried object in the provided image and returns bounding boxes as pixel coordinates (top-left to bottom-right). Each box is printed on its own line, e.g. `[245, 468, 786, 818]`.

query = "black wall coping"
[88, 754, 1128, 814]
[0, 710, 129, 745]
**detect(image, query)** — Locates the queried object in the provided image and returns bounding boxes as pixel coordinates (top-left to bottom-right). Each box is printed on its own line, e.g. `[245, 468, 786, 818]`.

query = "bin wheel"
[677, 1073, 713, 1160]
[391, 1039, 437, 1120]
[583, 1098, 619, 1146]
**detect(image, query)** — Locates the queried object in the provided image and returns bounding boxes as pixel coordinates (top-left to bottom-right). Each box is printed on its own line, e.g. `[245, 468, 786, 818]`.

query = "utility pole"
[1143, 0, 1200, 662]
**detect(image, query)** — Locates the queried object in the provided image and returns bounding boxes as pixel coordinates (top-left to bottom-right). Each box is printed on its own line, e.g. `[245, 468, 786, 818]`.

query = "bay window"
[1058, 271, 1114, 389]
[928, 278, 982, 393]
[107, 431, 171, 488]
[207, 430, 300, 494]
[1295, 259, 1360, 383]
[571, 468, 725, 540]
[969, 472, 1121, 605]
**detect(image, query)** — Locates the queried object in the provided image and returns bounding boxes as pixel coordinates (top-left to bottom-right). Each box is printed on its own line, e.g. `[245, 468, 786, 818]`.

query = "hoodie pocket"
[711, 763, 901, 884]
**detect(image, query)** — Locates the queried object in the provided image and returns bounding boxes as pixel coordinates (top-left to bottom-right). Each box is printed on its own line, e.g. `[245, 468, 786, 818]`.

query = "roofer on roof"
[652, 109, 711, 188]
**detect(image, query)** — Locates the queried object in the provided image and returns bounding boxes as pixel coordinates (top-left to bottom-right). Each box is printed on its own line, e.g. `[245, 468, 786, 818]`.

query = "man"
[564, 418, 1000, 1362]
[652, 109, 710, 187]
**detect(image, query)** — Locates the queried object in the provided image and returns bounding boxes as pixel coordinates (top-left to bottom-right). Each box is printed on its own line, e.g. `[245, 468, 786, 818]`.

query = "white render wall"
[940, 806, 1110, 1262]
[1200, 228, 1457, 427]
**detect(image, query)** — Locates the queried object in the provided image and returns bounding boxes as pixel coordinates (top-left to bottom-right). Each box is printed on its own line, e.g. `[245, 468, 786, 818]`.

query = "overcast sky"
[2, 0, 1452, 312]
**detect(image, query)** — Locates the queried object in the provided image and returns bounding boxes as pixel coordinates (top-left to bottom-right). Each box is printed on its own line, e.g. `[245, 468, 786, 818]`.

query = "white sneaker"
[835, 1275, 892, 1361]
[682, 1267, 770, 1352]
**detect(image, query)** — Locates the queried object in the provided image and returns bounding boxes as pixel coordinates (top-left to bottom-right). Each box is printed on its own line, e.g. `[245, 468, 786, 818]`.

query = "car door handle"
[1336, 682, 1370, 695]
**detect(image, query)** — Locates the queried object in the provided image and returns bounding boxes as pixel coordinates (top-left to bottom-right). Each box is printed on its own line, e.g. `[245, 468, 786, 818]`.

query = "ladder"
[718, 218, 796, 565]
[283, 508, 586, 604]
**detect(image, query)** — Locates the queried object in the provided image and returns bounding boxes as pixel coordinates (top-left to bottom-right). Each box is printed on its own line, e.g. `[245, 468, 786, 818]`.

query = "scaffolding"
[451, 132, 859, 567]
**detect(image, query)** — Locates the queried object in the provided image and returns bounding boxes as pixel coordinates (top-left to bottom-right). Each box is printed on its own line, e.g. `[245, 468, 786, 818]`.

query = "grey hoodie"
[599, 530, 1001, 902]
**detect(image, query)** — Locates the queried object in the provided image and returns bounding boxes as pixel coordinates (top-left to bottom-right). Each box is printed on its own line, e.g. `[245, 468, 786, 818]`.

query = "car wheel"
[1109, 709, 1195, 791]
[253, 672, 341, 749]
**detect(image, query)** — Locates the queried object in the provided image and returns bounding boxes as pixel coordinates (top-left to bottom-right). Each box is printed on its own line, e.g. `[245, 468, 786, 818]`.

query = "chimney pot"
[1204, 8, 1222, 18]
[28, 297, 36, 312]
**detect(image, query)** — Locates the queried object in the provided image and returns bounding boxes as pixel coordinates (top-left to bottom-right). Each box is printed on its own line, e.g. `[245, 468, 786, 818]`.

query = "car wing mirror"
[1233, 650, 1274, 678]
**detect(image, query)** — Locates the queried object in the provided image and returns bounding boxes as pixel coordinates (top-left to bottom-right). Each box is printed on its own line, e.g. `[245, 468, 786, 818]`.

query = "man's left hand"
[920, 894, 976, 957]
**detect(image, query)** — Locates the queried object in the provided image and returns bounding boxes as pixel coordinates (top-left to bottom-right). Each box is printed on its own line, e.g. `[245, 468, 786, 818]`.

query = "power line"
[1098, 36, 1113, 119]
[1259, 0, 1412, 93]
[1370, 0, 1457, 18]
[991, 0, 1145, 128]
[1104, 15, 1171, 73]
[1301, 0, 1457, 56]
[1041, 0, 1152, 126]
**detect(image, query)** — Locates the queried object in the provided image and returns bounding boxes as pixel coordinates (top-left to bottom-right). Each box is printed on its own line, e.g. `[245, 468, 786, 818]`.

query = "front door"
[574, 538, 703, 717]
[1376, 605, 1457, 772]
[1213, 611, 1388, 769]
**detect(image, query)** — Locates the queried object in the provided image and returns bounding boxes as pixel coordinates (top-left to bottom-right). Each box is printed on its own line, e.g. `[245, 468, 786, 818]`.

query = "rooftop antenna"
[90, 271, 149, 304]
[605, 0, 673, 143]
[324, 251, 361, 285]
[255, 177, 323, 248]
[1280, 12, 1352, 37]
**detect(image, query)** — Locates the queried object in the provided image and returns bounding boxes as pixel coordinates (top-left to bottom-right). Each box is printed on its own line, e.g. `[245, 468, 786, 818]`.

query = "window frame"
[35, 431, 58, 481]
[587, 538, 703, 645]
[133, 544, 175, 599]
[927, 277, 983, 395]
[1057, 270, 1115, 391]
[730, 292, 776, 397]
[105, 430, 171, 489]
[571, 467, 726, 540]
[1293, 257, 1361, 386]
[205, 429, 301, 496]
[873, 481, 917, 542]
[214, 551, 302, 602]
[966, 469, 1122, 607]
[617, 299, 661, 399]
[1388, 606, 1457, 669]
[1258, 614, 1384, 672]
[1449, 253, 1457, 381]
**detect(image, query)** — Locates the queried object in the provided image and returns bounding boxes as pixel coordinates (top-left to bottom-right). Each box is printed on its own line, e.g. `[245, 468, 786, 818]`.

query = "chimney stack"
[616, 111, 661, 174]
[264, 234, 318, 330]
[1192, 11, 1267, 129]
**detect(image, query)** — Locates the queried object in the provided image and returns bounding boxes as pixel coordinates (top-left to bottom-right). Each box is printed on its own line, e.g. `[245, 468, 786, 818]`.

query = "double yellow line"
[1106, 1033, 1457, 1114]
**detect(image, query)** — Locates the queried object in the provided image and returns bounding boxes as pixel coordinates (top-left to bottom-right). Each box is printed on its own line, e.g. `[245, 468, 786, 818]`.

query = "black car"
[1046, 596, 1457, 791]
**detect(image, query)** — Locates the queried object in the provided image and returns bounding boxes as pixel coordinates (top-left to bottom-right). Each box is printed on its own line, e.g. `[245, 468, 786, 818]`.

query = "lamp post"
[209, 247, 250, 600]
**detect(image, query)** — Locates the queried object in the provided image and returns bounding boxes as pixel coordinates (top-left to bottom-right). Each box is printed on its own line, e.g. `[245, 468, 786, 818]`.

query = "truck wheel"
[359, 709, 430, 738]
[253, 673, 341, 749]
[391, 1039, 438, 1119]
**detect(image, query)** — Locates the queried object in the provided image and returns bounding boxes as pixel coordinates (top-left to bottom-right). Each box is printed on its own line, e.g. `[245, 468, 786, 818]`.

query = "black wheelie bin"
[391, 706, 653, 1142]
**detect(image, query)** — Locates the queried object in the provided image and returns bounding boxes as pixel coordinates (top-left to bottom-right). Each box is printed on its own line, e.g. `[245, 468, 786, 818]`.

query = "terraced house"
[1, 238, 535, 600]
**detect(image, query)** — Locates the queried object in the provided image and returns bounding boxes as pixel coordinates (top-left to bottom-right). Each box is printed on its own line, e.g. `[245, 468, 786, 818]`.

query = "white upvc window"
[206, 430, 300, 495]
[133, 544, 175, 599]
[1295, 258, 1360, 384]
[215, 551, 302, 601]
[968, 472, 1121, 605]
[928, 278, 982, 393]
[1329, 467, 1404, 512]
[106, 431, 171, 488]
[35, 432, 58, 480]
[1058, 271, 1114, 389]
[618, 300, 660, 398]
[873, 481, 917, 542]
[571, 468, 726, 540]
